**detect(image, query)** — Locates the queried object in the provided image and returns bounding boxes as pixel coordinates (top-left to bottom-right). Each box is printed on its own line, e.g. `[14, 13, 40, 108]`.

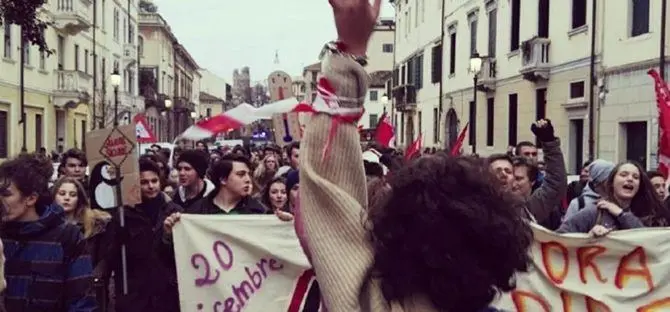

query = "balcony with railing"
[477, 58, 497, 92]
[519, 37, 551, 81]
[53, 70, 92, 108]
[392, 84, 417, 112]
[53, 0, 92, 35]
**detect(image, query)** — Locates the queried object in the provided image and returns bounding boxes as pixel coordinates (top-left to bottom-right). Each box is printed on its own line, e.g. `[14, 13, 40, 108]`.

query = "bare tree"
[0, 0, 52, 54]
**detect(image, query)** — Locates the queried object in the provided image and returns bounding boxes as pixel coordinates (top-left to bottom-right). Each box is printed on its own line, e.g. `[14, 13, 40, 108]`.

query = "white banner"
[493, 224, 670, 311]
[173, 214, 321, 312]
[175, 215, 670, 311]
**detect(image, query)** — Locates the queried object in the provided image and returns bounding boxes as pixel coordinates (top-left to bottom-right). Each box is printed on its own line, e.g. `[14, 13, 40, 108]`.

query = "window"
[569, 81, 585, 99]
[370, 114, 379, 128]
[408, 8, 412, 34]
[401, 65, 406, 85]
[510, 0, 520, 51]
[0, 111, 7, 158]
[113, 8, 120, 40]
[407, 58, 415, 86]
[488, 6, 497, 57]
[382, 43, 394, 53]
[508, 94, 518, 146]
[22, 40, 30, 65]
[35, 114, 42, 150]
[468, 13, 478, 55]
[572, 0, 587, 29]
[415, 54, 424, 89]
[418, 111, 422, 135]
[128, 70, 134, 94]
[81, 120, 86, 150]
[84, 49, 89, 73]
[415, 0, 419, 27]
[74, 44, 79, 71]
[400, 113, 405, 144]
[393, 67, 399, 86]
[433, 107, 439, 144]
[57, 35, 64, 69]
[431, 44, 442, 83]
[405, 11, 409, 36]
[449, 31, 456, 74]
[421, 0, 425, 22]
[486, 97, 494, 146]
[122, 17, 126, 43]
[101, 0, 106, 30]
[4, 23, 11, 59]
[631, 0, 650, 37]
[138, 36, 144, 57]
[39, 51, 45, 69]
[370, 90, 379, 101]
[468, 101, 476, 146]
[206, 108, 212, 117]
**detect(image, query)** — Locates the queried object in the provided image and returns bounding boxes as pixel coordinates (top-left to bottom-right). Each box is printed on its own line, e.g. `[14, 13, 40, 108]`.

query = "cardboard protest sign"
[173, 214, 321, 312]
[493, 224, 670, 311]
[268, 70, 302, 146]
[85, 124, 141, 208]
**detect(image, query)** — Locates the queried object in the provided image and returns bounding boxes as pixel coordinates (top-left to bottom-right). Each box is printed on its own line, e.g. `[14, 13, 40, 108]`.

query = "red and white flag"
[133, 113, 157, 143]
[648, 69, 670, 177]
[179, 78, 364, 160]
[375, 112, 395, 148]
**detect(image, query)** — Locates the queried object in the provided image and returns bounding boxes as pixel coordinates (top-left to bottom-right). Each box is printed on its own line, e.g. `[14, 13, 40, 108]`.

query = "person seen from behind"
[293, 1, 530, 310]
[563, 159, 615, 220]
[0, 153, 97, 311]
[557, 161, 670, 235]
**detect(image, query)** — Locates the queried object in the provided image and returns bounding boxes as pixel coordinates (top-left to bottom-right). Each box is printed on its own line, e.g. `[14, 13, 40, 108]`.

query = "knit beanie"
[286, 169, 300, 191]
[588, 159, 615, 185]
[176, 150, 209, 178]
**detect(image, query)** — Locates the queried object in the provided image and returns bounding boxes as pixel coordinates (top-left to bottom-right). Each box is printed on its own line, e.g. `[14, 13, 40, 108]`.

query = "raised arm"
[297, 52, 374, 310]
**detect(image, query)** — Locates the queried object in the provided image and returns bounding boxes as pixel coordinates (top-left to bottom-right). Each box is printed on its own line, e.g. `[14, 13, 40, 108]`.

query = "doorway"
[569, 119, 584, 174]
[622, 121, 648, 169]
[445, 108, 458, 149]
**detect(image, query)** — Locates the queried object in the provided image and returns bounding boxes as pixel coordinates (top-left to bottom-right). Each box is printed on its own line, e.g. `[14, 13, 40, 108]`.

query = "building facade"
[232, 66, 252, 104]
[598, 0, 668, 171]
[302, 62, 321, 104]
[199, 69, 231, 102]
[139, 11, 199, 142]
[391, 0, 443, 147]
[0, 0, 143, 158]
[367, 18, 396, 73]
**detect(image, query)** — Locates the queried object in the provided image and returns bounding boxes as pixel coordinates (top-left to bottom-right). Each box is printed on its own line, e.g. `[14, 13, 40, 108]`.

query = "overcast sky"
[155, 0, 394, 83]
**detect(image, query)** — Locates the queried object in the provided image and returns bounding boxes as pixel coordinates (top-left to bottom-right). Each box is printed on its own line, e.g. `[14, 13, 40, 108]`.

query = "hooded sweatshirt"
[2, 204, 97, 311]
[172, 178, 215, 209]
[563, 159, 615, 220]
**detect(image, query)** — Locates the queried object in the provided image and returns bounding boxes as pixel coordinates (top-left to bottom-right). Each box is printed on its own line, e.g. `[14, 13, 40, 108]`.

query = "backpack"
[577, 195, 586, 210]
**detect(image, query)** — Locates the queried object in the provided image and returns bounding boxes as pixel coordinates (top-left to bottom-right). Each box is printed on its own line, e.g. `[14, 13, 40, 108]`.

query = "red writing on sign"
[540, 242, 653, 292]
[103, 137, 129, 157]
[511, 290, 670, 311]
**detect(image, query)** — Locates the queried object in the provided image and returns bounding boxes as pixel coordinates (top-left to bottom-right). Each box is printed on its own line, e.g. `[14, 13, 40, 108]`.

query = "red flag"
[374, 112, 395, 148]
[450, 122, 470, 156]
[133, 113, 157, 143]
[404, 132, 423, 161]
[649, 69, 670, 177]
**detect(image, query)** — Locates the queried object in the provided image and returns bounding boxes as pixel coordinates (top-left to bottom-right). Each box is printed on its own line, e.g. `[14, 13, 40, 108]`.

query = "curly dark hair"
[0, 152, 54, 209]
[367, 154, 533, 311]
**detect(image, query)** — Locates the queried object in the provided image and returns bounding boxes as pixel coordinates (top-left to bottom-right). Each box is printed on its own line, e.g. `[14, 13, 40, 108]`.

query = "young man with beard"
[172, 150, 215, 209]
[163, 154, 266, 231]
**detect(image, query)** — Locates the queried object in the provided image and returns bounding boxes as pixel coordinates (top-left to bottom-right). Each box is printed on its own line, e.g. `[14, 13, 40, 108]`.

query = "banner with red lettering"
[493, 224, 670, 311]
[173, 214, 322, 312]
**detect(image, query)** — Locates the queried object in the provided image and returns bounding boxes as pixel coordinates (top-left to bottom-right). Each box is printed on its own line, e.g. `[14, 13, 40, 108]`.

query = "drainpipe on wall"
[439, 0, 446, 149]
[587, 0, 597, 162]
[658, 0, 667, 168]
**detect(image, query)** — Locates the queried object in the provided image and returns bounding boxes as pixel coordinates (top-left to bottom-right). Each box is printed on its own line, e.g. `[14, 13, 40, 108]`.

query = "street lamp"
[469, 51, 483, 155]
[165, 98, 173, 141]
[110, 69, 121, 127]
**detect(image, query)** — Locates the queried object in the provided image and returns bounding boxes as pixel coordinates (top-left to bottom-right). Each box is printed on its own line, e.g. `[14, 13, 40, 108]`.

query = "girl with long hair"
[253, 154, 279, 194]
[260, 177, 288, 212]
[558, 161, 670, 235]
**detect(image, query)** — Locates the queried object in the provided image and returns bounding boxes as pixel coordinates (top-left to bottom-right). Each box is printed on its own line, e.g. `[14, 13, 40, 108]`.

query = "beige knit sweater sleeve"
[298, 53, 380, 311]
